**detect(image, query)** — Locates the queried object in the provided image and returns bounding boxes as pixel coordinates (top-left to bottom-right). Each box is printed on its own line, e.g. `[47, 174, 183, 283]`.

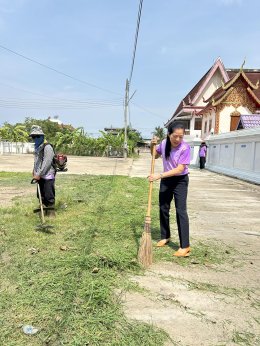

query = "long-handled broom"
[138, 143, 157, 267]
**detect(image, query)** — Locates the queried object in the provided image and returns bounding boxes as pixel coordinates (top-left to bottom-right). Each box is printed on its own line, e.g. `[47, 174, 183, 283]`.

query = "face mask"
[34, 135, 44, 149]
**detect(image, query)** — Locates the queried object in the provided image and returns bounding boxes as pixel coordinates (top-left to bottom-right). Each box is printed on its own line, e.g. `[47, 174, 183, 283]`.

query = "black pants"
[38, 178, 55, 206]
[200, 157, 206, 169]
[159, 175, 189, 248]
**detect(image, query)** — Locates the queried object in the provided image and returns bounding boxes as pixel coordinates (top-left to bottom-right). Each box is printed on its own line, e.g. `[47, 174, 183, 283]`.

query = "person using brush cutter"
[149, 122, 191, 257]
[30, 125, 56, 217]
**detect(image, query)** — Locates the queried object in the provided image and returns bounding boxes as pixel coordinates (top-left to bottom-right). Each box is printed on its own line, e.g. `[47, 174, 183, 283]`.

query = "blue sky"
[0, 0, 259, 137]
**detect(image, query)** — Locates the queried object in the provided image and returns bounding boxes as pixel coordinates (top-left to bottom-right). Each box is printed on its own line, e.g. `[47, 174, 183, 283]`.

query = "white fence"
[206, 128, 260, 184]
[185, 137, 201, 166]
[0, 141, 34, 155]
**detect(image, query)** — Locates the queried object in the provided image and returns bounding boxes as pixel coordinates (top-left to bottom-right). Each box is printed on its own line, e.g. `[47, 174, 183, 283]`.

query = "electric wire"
[131, 101, 165, 120]
[129, 0, 143, 86]
[0, 44, 122, 96]
[0, 98, 123, 106]
[0, 81, 124, 104]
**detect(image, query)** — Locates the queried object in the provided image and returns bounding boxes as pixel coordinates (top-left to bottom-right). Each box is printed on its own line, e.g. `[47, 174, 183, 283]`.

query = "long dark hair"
[165, 122, 185, 159]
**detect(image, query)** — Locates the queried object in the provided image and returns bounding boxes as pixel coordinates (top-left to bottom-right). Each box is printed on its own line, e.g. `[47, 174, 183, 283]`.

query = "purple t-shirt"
[199, 146, 207, 158]
[156, 139, 190, 175]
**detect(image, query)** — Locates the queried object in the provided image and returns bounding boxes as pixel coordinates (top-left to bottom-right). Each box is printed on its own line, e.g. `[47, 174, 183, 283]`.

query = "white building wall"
[219, 105, 252, 134]
[196, 70, 223, 107]
[206, 128, 260, 184]
[219, 105, 234, 133]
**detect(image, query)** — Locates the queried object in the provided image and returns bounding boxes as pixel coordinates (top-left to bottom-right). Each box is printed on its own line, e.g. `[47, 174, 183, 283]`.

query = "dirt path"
[122, 167, 260, 346]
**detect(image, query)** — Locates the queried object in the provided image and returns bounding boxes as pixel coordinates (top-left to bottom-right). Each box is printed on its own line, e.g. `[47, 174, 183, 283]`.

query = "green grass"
[0, 173, 170, 346]
[0, 172, 235, 345]
[153, 235, 234, 267]
[232, 331, 260, 346]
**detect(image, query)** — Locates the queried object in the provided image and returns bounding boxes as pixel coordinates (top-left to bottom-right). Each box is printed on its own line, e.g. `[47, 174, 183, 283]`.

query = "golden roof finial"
[240, 58, 246, 71]
[256, 80, 259, 89]
[221, 79, 225, 89]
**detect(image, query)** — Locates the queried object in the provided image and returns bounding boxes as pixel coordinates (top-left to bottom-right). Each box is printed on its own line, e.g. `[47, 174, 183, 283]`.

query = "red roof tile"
[172, 67, 212, 117]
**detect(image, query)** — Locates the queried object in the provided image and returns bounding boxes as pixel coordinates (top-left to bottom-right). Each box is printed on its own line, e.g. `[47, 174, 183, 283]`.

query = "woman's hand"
[150, 136, 159, 146]
[148, 173, 161, 182]
[150, 136, 160, 157]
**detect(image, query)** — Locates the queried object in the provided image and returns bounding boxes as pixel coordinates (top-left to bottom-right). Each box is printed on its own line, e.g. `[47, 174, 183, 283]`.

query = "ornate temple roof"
[167, 59, 260, 126]
[166, 58, 228, 125]
[205, 67, 260, 107]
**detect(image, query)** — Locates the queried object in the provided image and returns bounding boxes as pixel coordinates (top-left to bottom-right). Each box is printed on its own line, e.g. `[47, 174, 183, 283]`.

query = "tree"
[118, 127, 143, 154]
[24, 117, 72, 144]
[0, 123, 28, 142]
[152, 126, 166, 141]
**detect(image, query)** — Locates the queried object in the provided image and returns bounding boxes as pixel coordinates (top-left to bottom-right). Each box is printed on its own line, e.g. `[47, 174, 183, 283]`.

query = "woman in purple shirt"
[199, 142, 207, 169]
[149, 122, 191, 257]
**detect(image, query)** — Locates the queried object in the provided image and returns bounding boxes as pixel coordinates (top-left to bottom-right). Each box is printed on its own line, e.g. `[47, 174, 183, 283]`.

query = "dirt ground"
[122, 169, 260, 346]
[1, 153, 260, 345]
[0, 185, 35, 207]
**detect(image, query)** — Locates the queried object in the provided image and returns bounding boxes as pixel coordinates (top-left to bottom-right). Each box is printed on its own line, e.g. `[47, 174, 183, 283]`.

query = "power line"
[0, 80, 164, 118]
[0, 97, 123, 106]
[0, 81, 124, 102]
[131, 101, 165, 120]
[0, 101, 123, 110]
[129, 0, 144, 86]
[0, 44, 122, 96]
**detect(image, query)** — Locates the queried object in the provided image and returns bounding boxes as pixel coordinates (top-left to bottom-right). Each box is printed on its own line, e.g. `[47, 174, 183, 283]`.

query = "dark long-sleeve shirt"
[34, 143, 56, 178]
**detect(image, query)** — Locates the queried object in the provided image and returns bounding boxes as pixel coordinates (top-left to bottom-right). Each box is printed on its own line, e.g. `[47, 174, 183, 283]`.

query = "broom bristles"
[138, 217, 153, 268]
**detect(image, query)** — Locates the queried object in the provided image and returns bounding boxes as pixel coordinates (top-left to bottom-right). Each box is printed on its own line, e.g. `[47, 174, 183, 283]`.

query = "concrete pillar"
[190, 116, 195, 131]
[251, 141, 256, 171]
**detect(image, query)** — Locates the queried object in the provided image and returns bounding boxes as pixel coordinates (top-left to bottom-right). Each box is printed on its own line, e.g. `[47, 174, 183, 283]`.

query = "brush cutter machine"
[31, 179, 54, 232]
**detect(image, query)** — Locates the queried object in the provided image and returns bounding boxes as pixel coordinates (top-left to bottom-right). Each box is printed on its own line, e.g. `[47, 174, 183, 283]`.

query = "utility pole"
[124, 79, 129, 159]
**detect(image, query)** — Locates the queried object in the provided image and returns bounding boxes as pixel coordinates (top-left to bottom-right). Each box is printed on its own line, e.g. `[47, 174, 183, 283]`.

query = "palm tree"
[153, 126, 166, 141]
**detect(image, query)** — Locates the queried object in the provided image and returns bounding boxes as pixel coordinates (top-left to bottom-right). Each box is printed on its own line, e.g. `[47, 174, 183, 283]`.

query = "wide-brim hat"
[29, 125, 44, 136]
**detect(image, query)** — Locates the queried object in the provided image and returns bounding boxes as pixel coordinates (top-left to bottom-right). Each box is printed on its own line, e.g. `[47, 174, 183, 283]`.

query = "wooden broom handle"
[146, 144, 156, 218]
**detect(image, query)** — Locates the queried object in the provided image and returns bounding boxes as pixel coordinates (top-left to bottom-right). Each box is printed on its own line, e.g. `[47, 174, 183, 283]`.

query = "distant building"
[48, 115, 63, 125]
[166, 58, 260, 139]
[104, 126, 138, 136]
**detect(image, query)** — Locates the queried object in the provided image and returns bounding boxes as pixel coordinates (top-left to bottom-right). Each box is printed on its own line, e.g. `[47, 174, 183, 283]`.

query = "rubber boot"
[45, 204, 56, 218]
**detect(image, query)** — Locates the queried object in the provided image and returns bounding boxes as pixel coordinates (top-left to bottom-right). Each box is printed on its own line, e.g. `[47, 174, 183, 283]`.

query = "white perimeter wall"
[185, 137, 201, 166]
[0, 141, 34, 154]
[206, 128, 260, 184]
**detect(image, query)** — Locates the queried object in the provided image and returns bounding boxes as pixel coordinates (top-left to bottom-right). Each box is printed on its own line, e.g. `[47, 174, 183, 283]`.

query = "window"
[175, 120, 190, 129]
[204, 121, 207, 133]
[194, 118, 202, 130]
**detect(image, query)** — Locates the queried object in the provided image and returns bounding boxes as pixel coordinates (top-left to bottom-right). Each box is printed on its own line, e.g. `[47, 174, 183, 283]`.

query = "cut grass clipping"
[0, 173, 169, 346]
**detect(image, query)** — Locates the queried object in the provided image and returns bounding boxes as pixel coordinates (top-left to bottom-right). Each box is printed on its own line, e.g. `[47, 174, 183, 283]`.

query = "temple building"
[166, 58, 260, 139]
